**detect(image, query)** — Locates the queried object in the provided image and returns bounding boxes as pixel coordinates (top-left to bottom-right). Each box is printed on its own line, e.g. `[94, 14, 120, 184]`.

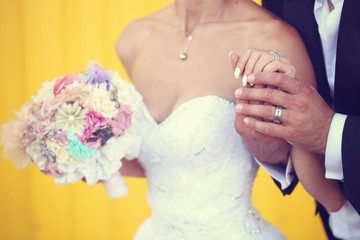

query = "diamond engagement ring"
[274, 106, 282, 124]
[270, 51, 280, 60]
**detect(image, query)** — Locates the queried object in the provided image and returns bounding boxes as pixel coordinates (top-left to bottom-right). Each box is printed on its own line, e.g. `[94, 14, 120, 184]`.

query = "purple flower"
[86, 65, 110, 90]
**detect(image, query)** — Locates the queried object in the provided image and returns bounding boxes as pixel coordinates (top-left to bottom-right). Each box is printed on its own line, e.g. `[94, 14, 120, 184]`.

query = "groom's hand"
[235, 72, 335, 154]
[229, 50, 291, 166]
[235, 108, 291, 166]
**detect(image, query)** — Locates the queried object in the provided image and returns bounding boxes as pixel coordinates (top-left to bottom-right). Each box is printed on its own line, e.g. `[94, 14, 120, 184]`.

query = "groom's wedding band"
[270, 51, 280, 60]
[274, 106, 282, 124]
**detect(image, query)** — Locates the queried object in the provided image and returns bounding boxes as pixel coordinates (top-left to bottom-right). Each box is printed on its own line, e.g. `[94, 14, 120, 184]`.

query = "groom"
[234, 0, 360, 239]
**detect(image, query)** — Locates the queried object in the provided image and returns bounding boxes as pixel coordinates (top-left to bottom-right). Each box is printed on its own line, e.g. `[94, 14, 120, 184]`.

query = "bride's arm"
[115, 20, 151, 179]
[291, 148, 345, 212]
[120, 158, 146, 178]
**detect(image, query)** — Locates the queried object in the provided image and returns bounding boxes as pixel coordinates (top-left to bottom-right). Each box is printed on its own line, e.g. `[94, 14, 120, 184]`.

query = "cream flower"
[55, 101, 86, 134]
[46, 139, 80, 165]
[110, 72, 142, 108]
[85, 87, 118, 119]
[58, 84, 92, 106]
[32, 80, 56, 103]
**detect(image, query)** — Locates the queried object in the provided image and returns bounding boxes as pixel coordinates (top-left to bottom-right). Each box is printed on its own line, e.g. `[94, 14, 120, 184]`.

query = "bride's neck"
[175, 0, 230, 34]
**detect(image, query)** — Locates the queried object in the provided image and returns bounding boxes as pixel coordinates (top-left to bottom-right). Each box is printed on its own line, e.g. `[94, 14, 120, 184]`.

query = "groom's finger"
[243, 116, 286, 139]
[236, 103, 289, 124]
[247, 72, 303, 94]
[249, 84, 264, 105]
[235, 87, 292, 109]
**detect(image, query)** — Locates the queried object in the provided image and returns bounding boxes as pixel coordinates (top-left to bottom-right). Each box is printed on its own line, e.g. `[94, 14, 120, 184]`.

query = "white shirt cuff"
[325, 113, 347, 180]
[255, 156, 295, 190]
[329, 200, 360, 239]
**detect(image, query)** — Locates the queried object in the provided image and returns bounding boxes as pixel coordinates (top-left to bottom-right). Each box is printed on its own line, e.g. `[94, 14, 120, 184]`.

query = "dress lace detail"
[134, 95, 287, 240]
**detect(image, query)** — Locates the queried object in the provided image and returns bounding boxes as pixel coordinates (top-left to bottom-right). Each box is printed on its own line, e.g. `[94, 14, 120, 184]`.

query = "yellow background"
[0, 0, 327, 239]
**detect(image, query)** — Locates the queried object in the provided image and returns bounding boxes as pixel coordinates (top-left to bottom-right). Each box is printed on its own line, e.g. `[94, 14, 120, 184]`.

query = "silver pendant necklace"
[175, 1, 228, 60]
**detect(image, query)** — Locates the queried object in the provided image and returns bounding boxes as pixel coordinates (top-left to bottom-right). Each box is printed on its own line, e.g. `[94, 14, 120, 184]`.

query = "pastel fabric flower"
[53, 74, 85, 96]
[40, 99, 62, 119]
[86, 110, 108, 129]
[58, 84, 92, 106]
[77, 74, 90, 82]
[32, 119, 53, 137]
[46, 139, 79, 165]
[0, 102, 33, 169]
[68, 132, 96, 159]
[86, 88, 118, 119]
[87, 64, 110, 90]
[77, 111, 109, 148]
[32, 80, 56, 103]
[78, 126, 99, 148]
[55, 101, 86, 134]
[111, 104, 132, 137]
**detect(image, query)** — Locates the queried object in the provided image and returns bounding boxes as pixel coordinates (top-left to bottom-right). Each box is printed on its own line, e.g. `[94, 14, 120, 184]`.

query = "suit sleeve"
[341, 115, 360, 214]
[273, 177, 298, 195]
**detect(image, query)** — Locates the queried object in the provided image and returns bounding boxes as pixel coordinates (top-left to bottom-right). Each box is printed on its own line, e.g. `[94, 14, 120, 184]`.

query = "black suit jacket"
[262, 0, 360, 238]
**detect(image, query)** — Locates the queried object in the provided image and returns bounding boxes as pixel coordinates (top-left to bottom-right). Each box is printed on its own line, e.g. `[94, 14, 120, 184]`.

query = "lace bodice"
[133, 95, 286, 240]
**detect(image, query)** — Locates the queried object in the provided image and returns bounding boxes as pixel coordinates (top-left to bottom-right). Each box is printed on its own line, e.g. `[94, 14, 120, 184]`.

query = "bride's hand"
[231, 48, 296, 81]
[230, 49, 293, 165]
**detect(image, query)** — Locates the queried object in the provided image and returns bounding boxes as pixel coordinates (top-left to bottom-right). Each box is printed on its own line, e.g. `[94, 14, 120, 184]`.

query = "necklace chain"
[175, 1, 228, 60]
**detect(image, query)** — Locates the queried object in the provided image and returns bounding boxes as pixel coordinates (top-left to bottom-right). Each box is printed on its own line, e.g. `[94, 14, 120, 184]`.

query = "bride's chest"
[138, 96, 242, 163]
[131, 48, 240, 124]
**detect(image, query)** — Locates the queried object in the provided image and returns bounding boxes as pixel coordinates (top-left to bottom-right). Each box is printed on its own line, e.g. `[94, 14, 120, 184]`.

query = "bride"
[115, 0, 316, 239]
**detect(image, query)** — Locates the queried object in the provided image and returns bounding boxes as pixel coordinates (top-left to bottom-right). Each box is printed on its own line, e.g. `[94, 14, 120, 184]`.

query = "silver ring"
[270, 51, 280, 60]
[274, 106, 282, 124]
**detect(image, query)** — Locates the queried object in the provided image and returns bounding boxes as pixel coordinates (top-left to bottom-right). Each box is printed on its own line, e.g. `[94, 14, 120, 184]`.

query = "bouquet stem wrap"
[0, 61, 143, 199]
[103, 171, 128, 199]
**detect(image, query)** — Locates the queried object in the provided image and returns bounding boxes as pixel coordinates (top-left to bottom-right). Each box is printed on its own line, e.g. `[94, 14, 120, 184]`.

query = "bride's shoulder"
[231, 5, 301, 56]
[116, 6, 172, 71]
[116, 18, 154, 60]
[246, 3, 301, 45]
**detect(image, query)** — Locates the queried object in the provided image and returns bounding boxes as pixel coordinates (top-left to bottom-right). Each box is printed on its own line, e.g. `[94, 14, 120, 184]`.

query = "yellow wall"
[0, 0, 327, 239]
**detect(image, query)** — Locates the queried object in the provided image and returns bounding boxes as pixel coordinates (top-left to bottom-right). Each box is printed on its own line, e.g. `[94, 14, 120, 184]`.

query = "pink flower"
[53, 74, 85, 96]
[76, 111, 109, 148]
[77, 126, 101, 148]
[111, 104, 132, 137]
[86, 110, 108, 130]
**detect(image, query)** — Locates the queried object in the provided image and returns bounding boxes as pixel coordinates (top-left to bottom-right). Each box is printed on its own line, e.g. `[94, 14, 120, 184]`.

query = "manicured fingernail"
[228, 50, 234, 61]
[248, 75, 255, 83]
[234, 88, 243, 98]
[242, 75, 248, 86]
[235, 103, 243, 112]
[234, 67, 241, 79]
[244, 117, 250, 125]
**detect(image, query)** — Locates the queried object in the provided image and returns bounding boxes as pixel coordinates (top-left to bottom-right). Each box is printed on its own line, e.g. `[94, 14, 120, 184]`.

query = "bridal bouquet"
[0, 61, 142, 199]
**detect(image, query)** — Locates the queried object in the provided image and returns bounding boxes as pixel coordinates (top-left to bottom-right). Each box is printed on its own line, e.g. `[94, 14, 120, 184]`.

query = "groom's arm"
[341, 116, 360, 213]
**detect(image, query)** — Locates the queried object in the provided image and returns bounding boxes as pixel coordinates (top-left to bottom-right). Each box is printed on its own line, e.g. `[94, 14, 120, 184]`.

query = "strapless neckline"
[140, 95, 235, 126]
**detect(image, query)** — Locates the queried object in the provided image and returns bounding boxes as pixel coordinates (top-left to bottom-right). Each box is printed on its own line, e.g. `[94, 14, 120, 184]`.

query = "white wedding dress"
[133, 95, 287, 240]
